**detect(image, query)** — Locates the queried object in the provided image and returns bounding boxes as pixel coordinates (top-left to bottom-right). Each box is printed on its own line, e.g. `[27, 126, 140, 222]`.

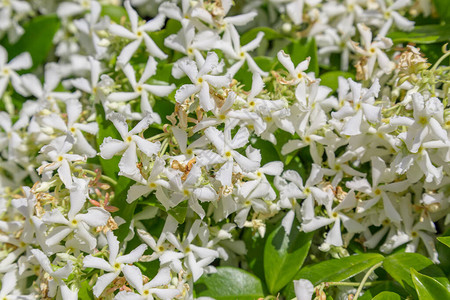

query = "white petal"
[93, 272, 118, 298]
[83, 255, 114, 272]
[117, 244, 148, 264]
[133, 136, 160, 157]
[294, 279, 314, 300]
[122, 265, 143, 293]
[100, 137, 127, 159]
[77, 207, 110, 227]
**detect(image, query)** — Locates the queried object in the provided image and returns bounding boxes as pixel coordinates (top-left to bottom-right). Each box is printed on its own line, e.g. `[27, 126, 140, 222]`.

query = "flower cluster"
[0, 0, 448, 299]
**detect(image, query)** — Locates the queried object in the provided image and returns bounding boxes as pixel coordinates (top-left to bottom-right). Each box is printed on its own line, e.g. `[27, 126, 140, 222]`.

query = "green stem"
[82, 169, 118, 186]
[326, 281, 387, 287]
[431, 44, 450, 72]
[147, 132, 169, 141]
[353, 262, 383, 300]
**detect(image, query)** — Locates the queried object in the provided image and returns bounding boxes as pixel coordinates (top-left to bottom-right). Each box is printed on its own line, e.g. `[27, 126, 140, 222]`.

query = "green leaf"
[283, 38, 319, 75]
[388, 24, 450, 44]
[167, 200, 188, 224]
[101, 5, 127, 24]
[437, 236, 450, 248]
[234, 56, 277, 89]
[78, 281, 95, 299]
[433, 0, 450, 24]
[319, 71, 355, 92]
[359, 281, 408, 300]
[194, 267, 264, 300]
[411, 268, 450, 300]
[283, 253, 385, 299]
[241, 27, 285, 45]
[383, 252, 449, 291]
[110, 176, 134, 242]
[264, 225, 313, 294]
[372, 291, 401, 300]
[3, 15, 60, 71]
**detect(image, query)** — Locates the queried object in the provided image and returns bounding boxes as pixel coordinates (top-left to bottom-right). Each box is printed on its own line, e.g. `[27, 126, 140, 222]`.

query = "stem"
[82, 169, 118, 186]
[431, 43, 450, 72]
[353, 262, 383, 300]
[325, 281, 387, 287]
[147, 132, 169, 141]
[159, 138, 169, 156]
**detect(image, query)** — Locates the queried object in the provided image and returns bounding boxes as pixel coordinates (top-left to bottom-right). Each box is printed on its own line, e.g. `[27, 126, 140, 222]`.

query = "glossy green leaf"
[359, 281, 408, 300]
[241, 27, 285, 45]
[283, 253, 385, 299]
[3, 15, 60, 71]
[411, 268, 450, 300]
[383, 252, 449, 290]
[194, 267, 264, 300]
[388, 24, 450, 44]
[264, 225, 313, 294]
[437, 236, 450, 248]
[319, 71, 355, 92]
[372, 291, 401, 300]
[110, 176, 134, 242]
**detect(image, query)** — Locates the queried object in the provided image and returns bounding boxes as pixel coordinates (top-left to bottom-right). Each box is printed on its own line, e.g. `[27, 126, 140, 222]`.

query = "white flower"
[0, 46, 31, 98]
[346, 157, 408, 223]
[41, 99, 98, 157]
[277, 50, 311, 85]
[31, 249, 77, 299]
[99, 113, 160, 180]
[174, 52, 231, 112]
[115, 266, 180, 300]
[38, 135, 85, 187]
[204, 125, 260, 186]
[217, 26, 268, 76]
[107, 57, 175, 115]
[83, 230, 148, 298]
[352, 23, 395, 78]
[109, 0, 167, 66]
[377, 0, 414, 37]
[42, 178, 110, 250]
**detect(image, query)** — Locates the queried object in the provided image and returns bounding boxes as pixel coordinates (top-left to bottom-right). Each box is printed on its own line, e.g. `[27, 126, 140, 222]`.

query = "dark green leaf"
[388, 24, 450, 44]
[411, 268, 450, 300]
[319, 71, 355, 92]
[383, 252, 449, 290]
[3, 15, 60, 71]
[241, 27, 285, 45]
[264, 225, 313, 294]
[433, 0, 450, 24]
[194, 267, 264, 300]
[110, 176, 134, 242]
[359, 281, 408, 300]
[372, 291, 401, 300]
[283, 253, 385, 299]
[437, 236, 450, 248]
